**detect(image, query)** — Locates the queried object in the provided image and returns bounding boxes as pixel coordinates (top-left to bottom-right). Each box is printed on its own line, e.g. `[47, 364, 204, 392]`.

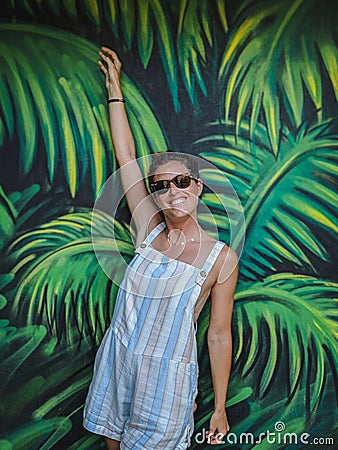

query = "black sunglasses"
[149, 174, 198, 194]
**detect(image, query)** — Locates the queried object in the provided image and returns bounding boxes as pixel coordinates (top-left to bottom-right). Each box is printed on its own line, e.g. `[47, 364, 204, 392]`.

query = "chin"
[165, 207, 193, 219]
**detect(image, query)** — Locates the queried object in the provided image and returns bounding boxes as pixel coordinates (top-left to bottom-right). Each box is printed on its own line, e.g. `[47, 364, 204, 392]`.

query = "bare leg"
[105, 437, 120, 450]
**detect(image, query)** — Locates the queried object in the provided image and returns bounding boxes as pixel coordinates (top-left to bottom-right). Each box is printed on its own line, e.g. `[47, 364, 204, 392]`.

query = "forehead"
[153, 161, 189, 179]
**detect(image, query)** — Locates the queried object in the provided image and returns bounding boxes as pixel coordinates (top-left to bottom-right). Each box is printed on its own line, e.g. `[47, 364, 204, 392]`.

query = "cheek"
[152, 193, 165, 208]
[194, 182, 203, 197]
[152, 193, 160, 205]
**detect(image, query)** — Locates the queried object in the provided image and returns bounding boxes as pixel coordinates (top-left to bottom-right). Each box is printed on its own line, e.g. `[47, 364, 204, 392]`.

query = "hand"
[98, 47, 123, 98]
[206, 409, 230, 445]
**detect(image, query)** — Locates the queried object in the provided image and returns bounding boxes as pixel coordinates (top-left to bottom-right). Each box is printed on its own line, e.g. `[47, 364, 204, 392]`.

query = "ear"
[196, 178, 203, 197]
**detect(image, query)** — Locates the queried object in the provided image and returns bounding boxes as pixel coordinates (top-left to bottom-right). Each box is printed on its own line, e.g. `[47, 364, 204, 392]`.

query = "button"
[200, 270, 207, 277]
[140, 243, 147, 248]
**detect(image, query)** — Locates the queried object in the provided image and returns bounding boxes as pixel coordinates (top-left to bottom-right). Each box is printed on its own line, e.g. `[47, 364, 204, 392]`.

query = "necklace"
[167, 232, 197, 246]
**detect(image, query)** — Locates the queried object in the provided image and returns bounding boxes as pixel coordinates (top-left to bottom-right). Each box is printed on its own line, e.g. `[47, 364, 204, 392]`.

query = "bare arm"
[207, 248, 238, 445]
[98, 48, 161, 240]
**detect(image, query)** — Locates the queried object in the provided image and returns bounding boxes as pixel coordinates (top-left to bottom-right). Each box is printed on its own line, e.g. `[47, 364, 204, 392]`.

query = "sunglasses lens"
[174, 175, 191, 189]
[150, 175, 195, 193]
[150, 180, 168, 193]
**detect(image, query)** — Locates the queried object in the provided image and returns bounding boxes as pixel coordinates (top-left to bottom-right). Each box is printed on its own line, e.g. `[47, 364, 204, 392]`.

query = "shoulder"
[213, 243, 239, 286]
[218, 244, 238, 266]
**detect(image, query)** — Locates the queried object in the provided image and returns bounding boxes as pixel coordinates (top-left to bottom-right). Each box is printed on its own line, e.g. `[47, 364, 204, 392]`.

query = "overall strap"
[195, 241, 225, 286]
[142, 222, 166, 246]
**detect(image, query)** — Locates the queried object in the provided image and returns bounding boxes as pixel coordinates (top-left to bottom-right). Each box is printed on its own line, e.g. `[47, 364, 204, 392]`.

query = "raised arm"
[98, 47, 161, 240]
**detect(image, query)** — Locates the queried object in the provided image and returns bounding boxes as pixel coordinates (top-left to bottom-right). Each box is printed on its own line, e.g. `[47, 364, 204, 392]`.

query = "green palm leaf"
[107, 0, 179, 110]
[105, 0, 178, 106]
[219, 0, 338, 155]
[0, 417, 72, 450]
[0, 323, 47, 393]
[176, 0, 229, 104]
[0, 313, 99, 449]
[2, 0, 231, 110]
[196, 121, 338, 280]
[6, 210, 134, 344]
[0, 23, 167, 198]
[232, 273, 337, 413]
[105, 0, 179, 108]
[3, 0, 180, 110]
[0, 186, 17, 250]
[137, 0, 153, 66]
[0, 183, 52, 250]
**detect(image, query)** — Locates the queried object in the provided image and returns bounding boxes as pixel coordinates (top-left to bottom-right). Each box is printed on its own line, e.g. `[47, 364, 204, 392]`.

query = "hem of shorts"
[83, 420, 122, 441]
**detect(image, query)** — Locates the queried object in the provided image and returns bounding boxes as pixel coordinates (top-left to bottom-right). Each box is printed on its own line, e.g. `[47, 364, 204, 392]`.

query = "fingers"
[206, 431, 226, 445]
[101, 46, 118, 59]
[207, 423, 229, 445]
[97, 60, 108, 76]
[99, 51, 112, 65]
[100, 46, 122, 69]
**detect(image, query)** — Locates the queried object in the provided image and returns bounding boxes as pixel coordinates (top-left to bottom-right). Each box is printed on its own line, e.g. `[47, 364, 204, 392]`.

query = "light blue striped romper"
[83, 222, 224, 449]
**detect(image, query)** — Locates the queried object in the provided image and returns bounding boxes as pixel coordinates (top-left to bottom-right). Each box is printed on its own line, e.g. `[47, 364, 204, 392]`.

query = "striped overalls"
[84, 222, 224, 449]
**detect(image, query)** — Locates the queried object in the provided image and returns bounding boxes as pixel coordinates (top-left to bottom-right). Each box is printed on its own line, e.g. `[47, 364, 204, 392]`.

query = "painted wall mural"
[0, 0, 337, 449]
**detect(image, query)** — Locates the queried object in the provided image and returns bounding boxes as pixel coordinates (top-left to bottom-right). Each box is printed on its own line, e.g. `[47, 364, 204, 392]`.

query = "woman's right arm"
[98, 47, 161, 240]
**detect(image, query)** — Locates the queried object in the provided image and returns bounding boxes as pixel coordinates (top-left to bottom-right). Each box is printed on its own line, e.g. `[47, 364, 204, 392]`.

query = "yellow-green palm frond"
[7, 209, 134, 344]
[0, 24, 167, 198]
[176, 0, 229, 104]
[219, 0, 338, 156]
[195, 120, 338, 280]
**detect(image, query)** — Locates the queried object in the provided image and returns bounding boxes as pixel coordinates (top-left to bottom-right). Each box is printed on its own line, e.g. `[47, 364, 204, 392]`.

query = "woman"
[83, 47, 238, 449]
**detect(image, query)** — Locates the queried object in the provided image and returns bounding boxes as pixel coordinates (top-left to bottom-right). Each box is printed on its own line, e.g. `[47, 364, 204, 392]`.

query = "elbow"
[207, 328, 232, 347]
[116, 152, 135, 166]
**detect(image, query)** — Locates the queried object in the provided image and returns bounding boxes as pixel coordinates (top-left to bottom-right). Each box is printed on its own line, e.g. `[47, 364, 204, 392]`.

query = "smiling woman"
[146, 158, 205, 267]
[83, 48, 238, 449]
[150, 159, 201, 213]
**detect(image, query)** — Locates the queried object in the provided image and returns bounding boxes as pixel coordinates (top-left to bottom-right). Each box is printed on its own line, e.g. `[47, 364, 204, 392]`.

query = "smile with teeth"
[170, 197, 186, 206]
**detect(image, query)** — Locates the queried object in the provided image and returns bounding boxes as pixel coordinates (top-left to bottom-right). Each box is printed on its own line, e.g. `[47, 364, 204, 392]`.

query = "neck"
[165, 217, 201, 246]
[164, 214, 199, 234]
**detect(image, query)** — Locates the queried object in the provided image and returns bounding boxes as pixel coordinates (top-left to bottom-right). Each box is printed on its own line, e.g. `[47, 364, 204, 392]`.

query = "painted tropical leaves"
[0, 0, 337, 448]
[0, 24, 167, 198]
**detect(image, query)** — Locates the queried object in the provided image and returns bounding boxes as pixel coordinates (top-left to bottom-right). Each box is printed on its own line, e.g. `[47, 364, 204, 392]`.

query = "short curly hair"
[147, 151, 200, 186]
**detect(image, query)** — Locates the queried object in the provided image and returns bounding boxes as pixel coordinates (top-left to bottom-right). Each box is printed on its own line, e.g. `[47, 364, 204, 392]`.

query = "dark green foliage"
[0, 1, 337, 449]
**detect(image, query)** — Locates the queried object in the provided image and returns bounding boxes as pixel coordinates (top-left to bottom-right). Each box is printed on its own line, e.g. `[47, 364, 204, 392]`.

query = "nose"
[168, 180, 179, 194]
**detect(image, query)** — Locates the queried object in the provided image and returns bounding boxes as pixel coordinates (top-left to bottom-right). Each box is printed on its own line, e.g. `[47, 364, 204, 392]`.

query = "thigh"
[124, 355, 197, 448]
[105, 437, 120, 450]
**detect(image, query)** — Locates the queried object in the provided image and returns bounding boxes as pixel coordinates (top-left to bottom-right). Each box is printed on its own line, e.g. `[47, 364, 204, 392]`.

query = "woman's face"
[152, 161, 203, 218]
